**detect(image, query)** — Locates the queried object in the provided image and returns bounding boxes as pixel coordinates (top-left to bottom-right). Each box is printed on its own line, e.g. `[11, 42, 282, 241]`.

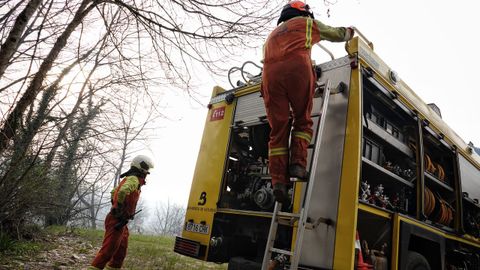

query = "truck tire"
[406, 251, 431, 270]
[228, 257, 262, 270]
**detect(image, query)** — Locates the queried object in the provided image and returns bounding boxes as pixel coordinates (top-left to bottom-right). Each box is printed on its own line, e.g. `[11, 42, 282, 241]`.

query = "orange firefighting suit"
[88, 175, 145, 270]
[262, 16, 352, 186]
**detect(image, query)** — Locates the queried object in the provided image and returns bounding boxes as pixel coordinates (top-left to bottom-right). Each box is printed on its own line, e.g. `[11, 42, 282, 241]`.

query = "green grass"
[121, 234, 226, 269]
[72, 226, 227, 269]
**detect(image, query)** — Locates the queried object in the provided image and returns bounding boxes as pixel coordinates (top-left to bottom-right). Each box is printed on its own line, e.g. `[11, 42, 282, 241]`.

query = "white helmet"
[131, 155, 154, 174]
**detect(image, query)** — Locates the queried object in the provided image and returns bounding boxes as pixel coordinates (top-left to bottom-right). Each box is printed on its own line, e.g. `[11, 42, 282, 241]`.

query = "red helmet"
[288, 1, 310, 12]
[277, 1, 314, 25]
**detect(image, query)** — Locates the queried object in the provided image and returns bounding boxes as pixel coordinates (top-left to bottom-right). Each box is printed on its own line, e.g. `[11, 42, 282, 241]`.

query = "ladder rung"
[278, 219, 294, 226]
[270, 248, 293, 256]
[277, 211, 300, 219]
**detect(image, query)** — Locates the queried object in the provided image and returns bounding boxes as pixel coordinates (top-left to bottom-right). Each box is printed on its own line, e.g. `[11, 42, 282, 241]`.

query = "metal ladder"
[261, 80, 334, 270]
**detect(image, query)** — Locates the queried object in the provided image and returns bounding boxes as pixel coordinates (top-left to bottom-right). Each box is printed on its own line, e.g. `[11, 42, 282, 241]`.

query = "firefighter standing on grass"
[262, 1, 354, 203]
[87, 155, 154, 270]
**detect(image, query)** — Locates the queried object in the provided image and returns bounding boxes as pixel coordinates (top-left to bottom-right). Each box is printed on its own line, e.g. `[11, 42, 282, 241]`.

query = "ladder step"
[270, 248, 293, 256]
[277, 211, 300, 219]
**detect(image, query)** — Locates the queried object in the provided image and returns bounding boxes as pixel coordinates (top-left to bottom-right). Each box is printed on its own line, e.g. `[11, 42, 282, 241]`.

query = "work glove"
[345, 27, 355, 41]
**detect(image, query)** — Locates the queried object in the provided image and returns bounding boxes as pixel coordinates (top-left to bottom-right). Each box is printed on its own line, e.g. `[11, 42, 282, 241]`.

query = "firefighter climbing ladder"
[261, 80, 334, 270]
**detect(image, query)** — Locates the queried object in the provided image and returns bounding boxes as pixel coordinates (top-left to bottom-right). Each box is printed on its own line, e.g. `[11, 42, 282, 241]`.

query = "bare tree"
[77, 162, 113, 229]
[0, 0, 99, 153]
[150, 200, 185, 236]
[0, 0, 281, 235]
[0, 0, 281, 152]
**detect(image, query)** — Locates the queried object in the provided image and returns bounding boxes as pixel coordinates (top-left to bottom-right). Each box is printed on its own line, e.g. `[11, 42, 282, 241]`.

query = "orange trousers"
[261, 54, 315, 186]
[90, 212, 129, 269]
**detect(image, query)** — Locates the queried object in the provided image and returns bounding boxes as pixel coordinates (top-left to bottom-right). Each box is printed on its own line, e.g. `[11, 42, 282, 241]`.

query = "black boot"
[289, 164, 308, 182]
[273, 183, 288, 203]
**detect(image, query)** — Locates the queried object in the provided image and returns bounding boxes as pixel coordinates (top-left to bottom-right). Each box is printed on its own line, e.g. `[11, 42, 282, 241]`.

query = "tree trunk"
[46, 93, 102, 225]
[0, 0, 97, 154]
[90, 183, 96, 229]
[0, 0, 43, 80]
[114, 142, 127, 187]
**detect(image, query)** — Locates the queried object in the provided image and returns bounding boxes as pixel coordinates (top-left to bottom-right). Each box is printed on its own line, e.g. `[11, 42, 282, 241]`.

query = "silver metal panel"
[363, 119, 413, 158]
[299, 62, 352, 268]
[234, 92, 266, 124]
[459, 154, 480, 201]
[318, 56, 351, 73]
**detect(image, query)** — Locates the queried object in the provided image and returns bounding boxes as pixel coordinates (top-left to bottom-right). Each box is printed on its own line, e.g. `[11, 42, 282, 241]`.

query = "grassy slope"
[0, 227, 227, 270]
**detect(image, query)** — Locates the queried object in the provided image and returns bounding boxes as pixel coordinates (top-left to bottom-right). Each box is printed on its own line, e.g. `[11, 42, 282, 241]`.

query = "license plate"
[185, 222, 209, 234]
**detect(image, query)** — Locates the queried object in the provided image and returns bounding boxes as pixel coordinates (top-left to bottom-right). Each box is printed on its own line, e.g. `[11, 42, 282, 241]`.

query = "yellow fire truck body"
[174, 37, 480, 269]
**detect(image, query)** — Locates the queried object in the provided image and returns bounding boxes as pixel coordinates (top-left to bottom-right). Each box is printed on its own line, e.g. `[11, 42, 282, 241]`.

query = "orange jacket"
[111, 176, 145, 217]
[263, 16, 351, 63]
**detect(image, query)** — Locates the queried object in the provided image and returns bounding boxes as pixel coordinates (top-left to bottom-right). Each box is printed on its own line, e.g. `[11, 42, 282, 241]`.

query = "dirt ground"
[0, 231, 99, 270]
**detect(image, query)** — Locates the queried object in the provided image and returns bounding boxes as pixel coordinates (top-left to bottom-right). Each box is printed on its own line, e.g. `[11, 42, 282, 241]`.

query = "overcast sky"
[139, 0, 480, 208]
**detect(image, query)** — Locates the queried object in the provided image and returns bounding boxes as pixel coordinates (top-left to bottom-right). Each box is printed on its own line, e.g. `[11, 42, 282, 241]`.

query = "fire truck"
[173, 34, 480, 269]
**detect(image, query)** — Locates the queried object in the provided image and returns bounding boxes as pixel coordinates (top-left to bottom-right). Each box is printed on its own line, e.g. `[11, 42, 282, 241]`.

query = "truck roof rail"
[352, 27, 374, 50]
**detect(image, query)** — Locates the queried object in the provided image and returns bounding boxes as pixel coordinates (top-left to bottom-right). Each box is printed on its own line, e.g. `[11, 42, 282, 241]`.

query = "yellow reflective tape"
[269, 147, 288, 156]
[293, 131, 312, 143]
[269, 151, 288, 157]
[295, 133, 311, 142]
[269, 149, 288, 154]
[269, 149, 288, 153]
[105, 265, 121, 270]
[270, 147, 288, 152]
[305, 18, 313, 49]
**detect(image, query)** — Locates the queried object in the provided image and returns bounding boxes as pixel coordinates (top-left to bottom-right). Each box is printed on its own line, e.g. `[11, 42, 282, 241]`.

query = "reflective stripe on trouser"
[268, 147, 289, 185]
[269, 147, 288, 157]
[262, 54, 315, 186]
[291, 130, 313, 168]
[91, 213, 129, 269]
